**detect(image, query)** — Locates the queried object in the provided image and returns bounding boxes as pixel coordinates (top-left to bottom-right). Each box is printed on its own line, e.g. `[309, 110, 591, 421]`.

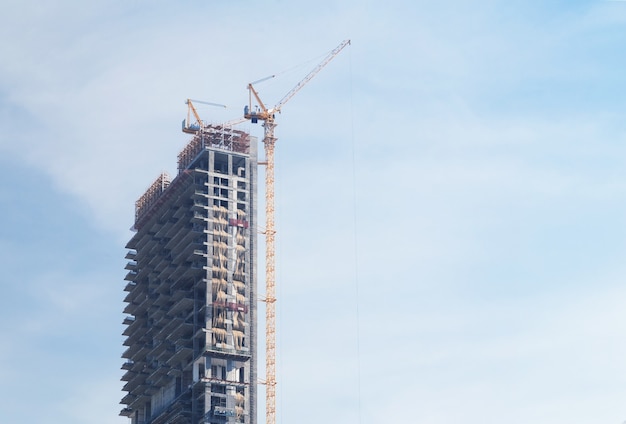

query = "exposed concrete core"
[121, 126, 257, 424]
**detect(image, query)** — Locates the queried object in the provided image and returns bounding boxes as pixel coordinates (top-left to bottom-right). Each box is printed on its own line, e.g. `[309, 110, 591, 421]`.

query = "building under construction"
[121, 125, 258, 424]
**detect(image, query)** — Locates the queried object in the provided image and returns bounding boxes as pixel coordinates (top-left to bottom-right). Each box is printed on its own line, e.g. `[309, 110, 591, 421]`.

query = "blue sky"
[2, 1, 626, 423]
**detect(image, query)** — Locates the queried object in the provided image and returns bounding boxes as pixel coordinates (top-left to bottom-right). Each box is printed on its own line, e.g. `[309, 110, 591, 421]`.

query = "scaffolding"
[134, 172, 171, 223]
[178, 125, 251, 173]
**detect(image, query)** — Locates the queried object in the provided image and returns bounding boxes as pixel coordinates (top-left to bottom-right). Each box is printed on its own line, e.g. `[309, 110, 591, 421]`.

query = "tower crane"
[244, 39, 350, 424]
[182, 98, 226, 133]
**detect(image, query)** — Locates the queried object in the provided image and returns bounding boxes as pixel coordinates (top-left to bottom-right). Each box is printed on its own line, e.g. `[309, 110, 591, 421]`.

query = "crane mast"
[244, 39, 350, 424]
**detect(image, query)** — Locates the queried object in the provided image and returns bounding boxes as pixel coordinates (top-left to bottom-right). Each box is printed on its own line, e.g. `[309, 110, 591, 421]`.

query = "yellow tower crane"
[182, 98, 227, 133]
[244, 39, 350, 424]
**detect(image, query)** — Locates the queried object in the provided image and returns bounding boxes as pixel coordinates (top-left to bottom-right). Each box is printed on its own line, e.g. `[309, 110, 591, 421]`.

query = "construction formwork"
[121, 127, 258, 424]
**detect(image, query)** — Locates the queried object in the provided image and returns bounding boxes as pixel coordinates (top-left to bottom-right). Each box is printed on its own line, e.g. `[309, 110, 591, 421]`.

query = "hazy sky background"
[2, 1, 626, 423]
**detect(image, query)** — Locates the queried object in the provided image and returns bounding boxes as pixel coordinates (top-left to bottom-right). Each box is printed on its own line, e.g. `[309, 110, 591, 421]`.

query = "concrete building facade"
[121, 126, 258, 424]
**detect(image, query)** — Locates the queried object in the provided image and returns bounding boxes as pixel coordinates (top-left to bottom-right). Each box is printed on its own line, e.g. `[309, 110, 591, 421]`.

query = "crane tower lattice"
[244, 39, 350, 424]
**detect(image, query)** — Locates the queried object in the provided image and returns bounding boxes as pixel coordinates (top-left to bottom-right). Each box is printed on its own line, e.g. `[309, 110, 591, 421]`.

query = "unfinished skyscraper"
[121, 125, 258, 424]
